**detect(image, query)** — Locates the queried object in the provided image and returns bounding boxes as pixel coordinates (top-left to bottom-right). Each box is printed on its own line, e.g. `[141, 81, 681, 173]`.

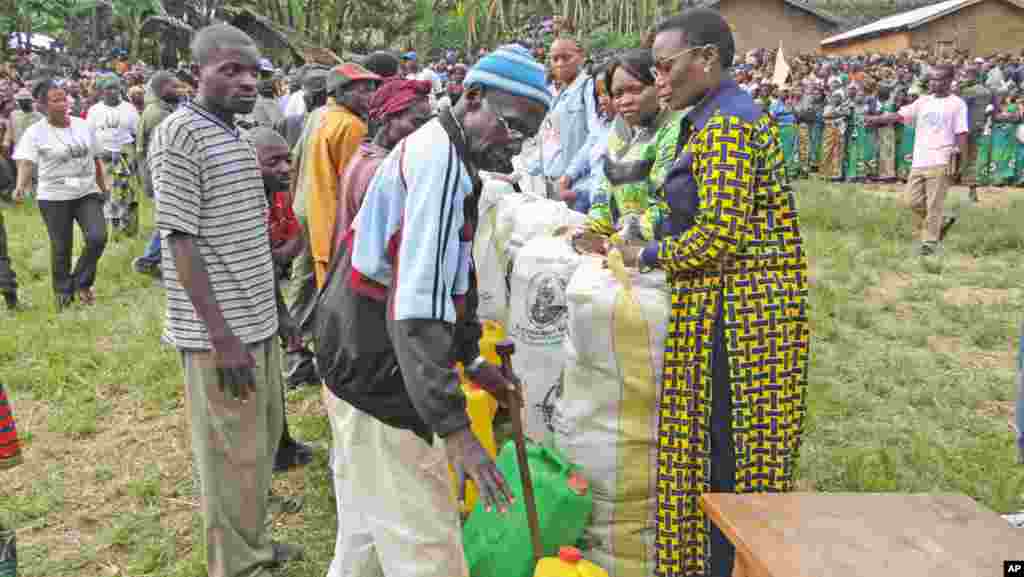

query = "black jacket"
[315, 110, 482, 443]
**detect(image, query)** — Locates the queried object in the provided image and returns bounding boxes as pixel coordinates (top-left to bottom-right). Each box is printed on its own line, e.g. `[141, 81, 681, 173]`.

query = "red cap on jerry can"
[567, 472, 589, 496]
[559, 546, 583, 563]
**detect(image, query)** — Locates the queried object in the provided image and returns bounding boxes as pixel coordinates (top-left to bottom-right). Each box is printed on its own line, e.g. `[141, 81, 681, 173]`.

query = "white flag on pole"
[773, 41, 790, 87]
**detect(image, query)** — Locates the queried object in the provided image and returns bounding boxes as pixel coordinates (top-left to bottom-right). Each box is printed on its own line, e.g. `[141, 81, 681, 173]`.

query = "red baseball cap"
[327, 63, 382, 92]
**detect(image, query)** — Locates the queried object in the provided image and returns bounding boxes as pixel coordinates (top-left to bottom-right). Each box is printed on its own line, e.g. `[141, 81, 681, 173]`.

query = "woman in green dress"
[989, 96, 1020, 186]
[770, 88, 801, 181]
[975, 103, 994, 187]
[895, 90, 916, 181]
[1015, 93, 1024, 185]
[586, 49, 682, 244]
[845, 86, 879, 183]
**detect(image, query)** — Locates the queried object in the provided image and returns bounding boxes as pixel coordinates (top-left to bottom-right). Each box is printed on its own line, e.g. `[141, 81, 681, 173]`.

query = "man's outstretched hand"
[445, 427, 515, 512]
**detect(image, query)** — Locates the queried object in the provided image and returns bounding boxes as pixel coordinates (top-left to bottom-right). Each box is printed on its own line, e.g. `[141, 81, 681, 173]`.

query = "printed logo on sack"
[516, 271, 569, 345]
[537, 377, 564, 433]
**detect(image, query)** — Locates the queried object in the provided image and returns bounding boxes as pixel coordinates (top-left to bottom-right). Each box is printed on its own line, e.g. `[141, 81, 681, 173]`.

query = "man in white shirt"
[87, 74, 141, 235]
[871, 65, 968, 256]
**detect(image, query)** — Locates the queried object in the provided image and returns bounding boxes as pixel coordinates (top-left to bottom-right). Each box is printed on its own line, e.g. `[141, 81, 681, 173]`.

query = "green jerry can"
[462, 440, 593, 577]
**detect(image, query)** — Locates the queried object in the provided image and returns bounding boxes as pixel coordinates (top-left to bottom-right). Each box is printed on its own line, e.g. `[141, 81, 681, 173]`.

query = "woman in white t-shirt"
[13, 78, 109, 309]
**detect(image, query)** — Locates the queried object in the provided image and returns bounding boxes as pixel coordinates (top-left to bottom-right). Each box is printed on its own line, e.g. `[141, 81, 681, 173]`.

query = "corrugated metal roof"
[702, 0, 845, 26]
[822, 0, 1024, 46]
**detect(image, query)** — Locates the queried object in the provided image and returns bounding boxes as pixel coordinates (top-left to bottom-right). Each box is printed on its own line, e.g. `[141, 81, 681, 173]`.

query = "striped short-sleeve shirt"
[152, 102, 277, 350]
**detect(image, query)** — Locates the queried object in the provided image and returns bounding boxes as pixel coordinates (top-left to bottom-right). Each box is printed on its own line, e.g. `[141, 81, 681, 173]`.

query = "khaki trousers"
[182, 339, 283, 577]
[325, 393, 468, 577]
[905, 166, 950, 243]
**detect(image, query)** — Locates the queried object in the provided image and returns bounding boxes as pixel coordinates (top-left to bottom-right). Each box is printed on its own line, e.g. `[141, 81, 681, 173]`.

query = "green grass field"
[0, 180, 1022, 575]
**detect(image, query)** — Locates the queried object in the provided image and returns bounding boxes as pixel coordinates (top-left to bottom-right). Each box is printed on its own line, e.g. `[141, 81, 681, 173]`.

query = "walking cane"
[495, 339, 544, 566]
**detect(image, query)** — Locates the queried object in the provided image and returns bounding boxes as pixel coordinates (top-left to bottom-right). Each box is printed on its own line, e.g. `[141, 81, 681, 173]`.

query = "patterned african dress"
[876, 101, 898, 181]
[797, 123, 812, 175]
[102, 145, 143, 239]
[587, 109, 682, 243]
[989, 104, 1019, 186]
[0, 382, 20, 470]
[896, 122, 916, 181]
[641, 78, 809, 577]
[820, 105, 848, 180]
[0, 381, 22, 572]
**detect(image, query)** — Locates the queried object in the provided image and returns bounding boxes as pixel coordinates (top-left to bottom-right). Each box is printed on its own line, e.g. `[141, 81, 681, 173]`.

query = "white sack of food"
[504, 195, 587, 265]
[550, 255, 671, 577]
[513, 144, 548, 199]
[474, 177, 522, 323]
[506, 235, 582, 439]
[478, 190, 585, 325]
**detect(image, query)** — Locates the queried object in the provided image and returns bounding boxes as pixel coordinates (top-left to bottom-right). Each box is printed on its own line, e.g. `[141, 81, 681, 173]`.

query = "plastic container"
[478, 319, 506, 366]
[533, 547, 609, 577]
[449, 381, 499, 513]
[450, 321, 505, 512]
[462, 441, 593, 577]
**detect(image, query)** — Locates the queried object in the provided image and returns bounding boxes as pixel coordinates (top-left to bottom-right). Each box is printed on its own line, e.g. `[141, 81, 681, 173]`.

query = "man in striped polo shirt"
[150, 24, 301, 577]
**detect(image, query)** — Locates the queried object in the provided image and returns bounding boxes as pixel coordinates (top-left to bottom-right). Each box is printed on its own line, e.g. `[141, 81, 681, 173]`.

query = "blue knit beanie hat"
[464, 44, 551, 109]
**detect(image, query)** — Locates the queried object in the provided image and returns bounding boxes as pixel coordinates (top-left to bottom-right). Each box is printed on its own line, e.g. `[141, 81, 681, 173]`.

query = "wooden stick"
[497, 340, 543, 565]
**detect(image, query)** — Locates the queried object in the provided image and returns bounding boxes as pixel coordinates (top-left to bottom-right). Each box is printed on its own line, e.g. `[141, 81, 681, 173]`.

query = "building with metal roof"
[821, 0, 1024, 56]
[700, 0, 843, 55]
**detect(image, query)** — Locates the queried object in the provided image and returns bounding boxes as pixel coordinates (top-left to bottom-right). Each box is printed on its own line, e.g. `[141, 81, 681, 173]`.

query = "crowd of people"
[0, 5, 1021, 577]
[733, 49, 1024, 199]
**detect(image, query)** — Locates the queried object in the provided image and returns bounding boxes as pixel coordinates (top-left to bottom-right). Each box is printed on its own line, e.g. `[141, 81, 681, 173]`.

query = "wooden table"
[700, 492, 1024, 577]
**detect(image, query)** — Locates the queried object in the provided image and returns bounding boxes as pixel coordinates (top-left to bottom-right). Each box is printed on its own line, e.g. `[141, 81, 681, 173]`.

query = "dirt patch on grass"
[946, 254, 981, 273]
[6, 396, 195, 569]
[977, 400, 1017, 420]
[927, 335, 1016, 370]
[7, 392, 319, 574]
[941, 286, 1011, 307]
[973, 187, 1024, 210]
[865, 271, 914, 305]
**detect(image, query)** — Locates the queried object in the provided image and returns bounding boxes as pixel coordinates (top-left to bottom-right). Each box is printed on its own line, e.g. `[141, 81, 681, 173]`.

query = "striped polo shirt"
[151, 102, 278, 350]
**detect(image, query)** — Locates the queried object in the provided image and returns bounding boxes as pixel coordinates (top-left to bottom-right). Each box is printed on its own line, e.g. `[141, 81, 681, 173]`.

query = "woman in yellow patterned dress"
[630, 9, 810, 577]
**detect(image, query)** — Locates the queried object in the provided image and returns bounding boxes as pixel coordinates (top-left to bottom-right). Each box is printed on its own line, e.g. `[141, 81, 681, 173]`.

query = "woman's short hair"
[604, 49, 656, 95]
[655, 8, 736, 70]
